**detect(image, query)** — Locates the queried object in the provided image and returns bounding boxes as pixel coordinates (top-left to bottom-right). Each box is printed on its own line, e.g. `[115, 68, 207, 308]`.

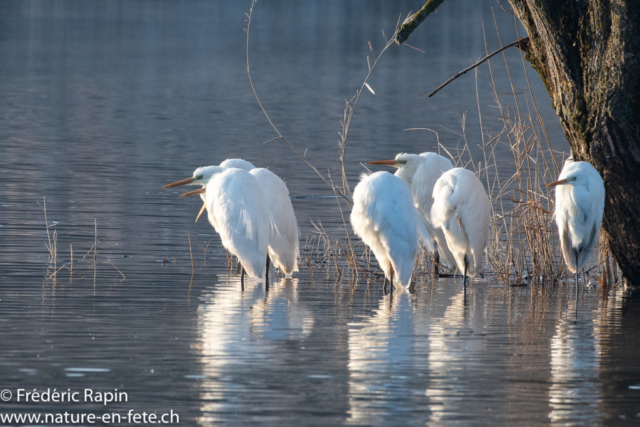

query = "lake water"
[1, 0, 640, 425]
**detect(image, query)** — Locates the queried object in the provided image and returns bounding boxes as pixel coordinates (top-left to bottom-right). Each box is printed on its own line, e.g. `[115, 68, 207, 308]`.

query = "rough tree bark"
[399, 1, 640, 285]
[505, 1, 640, 285]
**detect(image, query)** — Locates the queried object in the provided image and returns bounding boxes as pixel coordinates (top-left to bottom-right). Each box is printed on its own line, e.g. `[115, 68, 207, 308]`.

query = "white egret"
[350, 171, 432, 289]
[546, 158, 605, 284]
[248, 168, 299, 276]
[171, 167, 272, 279]
[219, 158, 256, 171]
[164, 159, 299, 277]
[430, 168, 491, 287]
[164, 159, 256, 219]
[368, 152, 455, 272]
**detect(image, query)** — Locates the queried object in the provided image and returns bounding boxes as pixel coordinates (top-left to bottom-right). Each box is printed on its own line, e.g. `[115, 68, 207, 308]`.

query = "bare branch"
[395, 0, 446, 44]
[428, 37, 528, 97]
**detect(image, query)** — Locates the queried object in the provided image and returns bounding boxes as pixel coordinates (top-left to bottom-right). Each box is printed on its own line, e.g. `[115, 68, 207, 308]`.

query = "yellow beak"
[179, 188, 206, 198]
[367, 159, 401, 168]
[163, 177, 196, 189]
[195, 203, 207, 223]
[546, 178, 569, 188]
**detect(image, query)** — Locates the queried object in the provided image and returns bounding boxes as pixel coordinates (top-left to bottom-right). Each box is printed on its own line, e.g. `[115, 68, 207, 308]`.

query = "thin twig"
[53, 230, 57, 279]
[47, 264, 67, 280]
[496, 0, 515, 15]
[82, 244, 97, 260]
[337, 34, 397, 202]
[108, 259, 126, 280]
[245, 0, 342, 199]
[428, 37, 528, 97]
[188, 234, 195, 274]
[43, 197, 52, 258]
[94, 219, 98, 263]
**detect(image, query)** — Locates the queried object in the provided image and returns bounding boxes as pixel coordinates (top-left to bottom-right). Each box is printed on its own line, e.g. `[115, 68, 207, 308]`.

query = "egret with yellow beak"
[368, 152, 455, 274]
[166, 166, 271, 280]
[546, 158, 605, 287]
[164, 159, 299, 277]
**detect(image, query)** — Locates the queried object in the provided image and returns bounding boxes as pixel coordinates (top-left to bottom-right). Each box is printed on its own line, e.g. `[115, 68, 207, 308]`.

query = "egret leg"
[266, 255, 270, 278]
[390, 268, 394, 296]
[574, 269, 579, 321]
[237, 261, 242, 275]
[432, 249, 440, 277]
[265, 255, 270, 291]
[241, 266, 245, 291]
[463, 255, 468, 292]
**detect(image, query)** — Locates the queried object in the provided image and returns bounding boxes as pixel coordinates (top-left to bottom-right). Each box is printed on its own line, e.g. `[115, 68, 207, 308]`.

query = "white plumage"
[350, 171, 432, 288]
[205, 168, 271, 278]
[431, 168, 491, 282]
[547, 159, 605, 274]
[219, 158, 256, 172]
[193, 159, 256, 204]
[249, 168, 299, 275]
[369, 152, 456, 269]
[164, 158, 299, 277]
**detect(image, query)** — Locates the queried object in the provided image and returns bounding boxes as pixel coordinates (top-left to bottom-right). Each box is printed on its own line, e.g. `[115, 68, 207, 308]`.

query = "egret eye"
[195, 174, 204, 180]
[397, 160, 408, 165]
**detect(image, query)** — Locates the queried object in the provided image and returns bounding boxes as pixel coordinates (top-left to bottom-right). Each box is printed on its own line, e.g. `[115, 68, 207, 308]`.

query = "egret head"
[367, 153, 423, 184]
[163, 165, 223, 189]
[219, 158, 255, 171]
[163, 166, 225, 223]
[546, 175, 578, 188]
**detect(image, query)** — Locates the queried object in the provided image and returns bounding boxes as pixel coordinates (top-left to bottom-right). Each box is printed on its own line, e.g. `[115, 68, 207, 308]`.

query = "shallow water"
[1, 0, 640, 425]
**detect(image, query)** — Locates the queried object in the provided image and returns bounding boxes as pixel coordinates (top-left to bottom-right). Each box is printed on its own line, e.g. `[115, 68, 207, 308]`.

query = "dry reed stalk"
[241, 4, 618, 286]
[245, 0, 407, 282]
[108, 259, 126, 280]
[42, 197, 53, 262]
[47, 264, 67, 280]
[188, 234, 195, 275]
[53, 230, 57, 280]
[94, 219, 98, 263]
[302, 236, 316, 275]
[199, 239, 211, 267]
[336, 29, 399, 202]
[245, 0, 341, 200]
[457, 13, 619, 286]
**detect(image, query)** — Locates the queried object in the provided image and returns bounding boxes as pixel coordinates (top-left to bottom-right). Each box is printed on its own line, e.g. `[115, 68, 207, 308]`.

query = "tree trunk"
[506, 1, 640, 285]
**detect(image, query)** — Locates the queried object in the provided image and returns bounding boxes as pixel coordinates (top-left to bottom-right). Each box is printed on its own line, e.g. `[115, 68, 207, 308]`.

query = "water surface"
[1, 1, 639, 425]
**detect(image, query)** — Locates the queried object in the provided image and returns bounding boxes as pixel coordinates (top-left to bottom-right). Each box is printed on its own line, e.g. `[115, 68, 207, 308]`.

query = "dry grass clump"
[42, 197, 125, 283]
[471, 18, 617, 286]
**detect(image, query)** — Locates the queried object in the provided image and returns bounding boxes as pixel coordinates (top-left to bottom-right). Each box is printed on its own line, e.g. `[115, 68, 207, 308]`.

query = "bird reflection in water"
[424, 290, 474, 425]
[547, 299, 603, 424]
[195, 274, 314, 425]
[347, 289, 415, 424]
[346, 283, 470, 424]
